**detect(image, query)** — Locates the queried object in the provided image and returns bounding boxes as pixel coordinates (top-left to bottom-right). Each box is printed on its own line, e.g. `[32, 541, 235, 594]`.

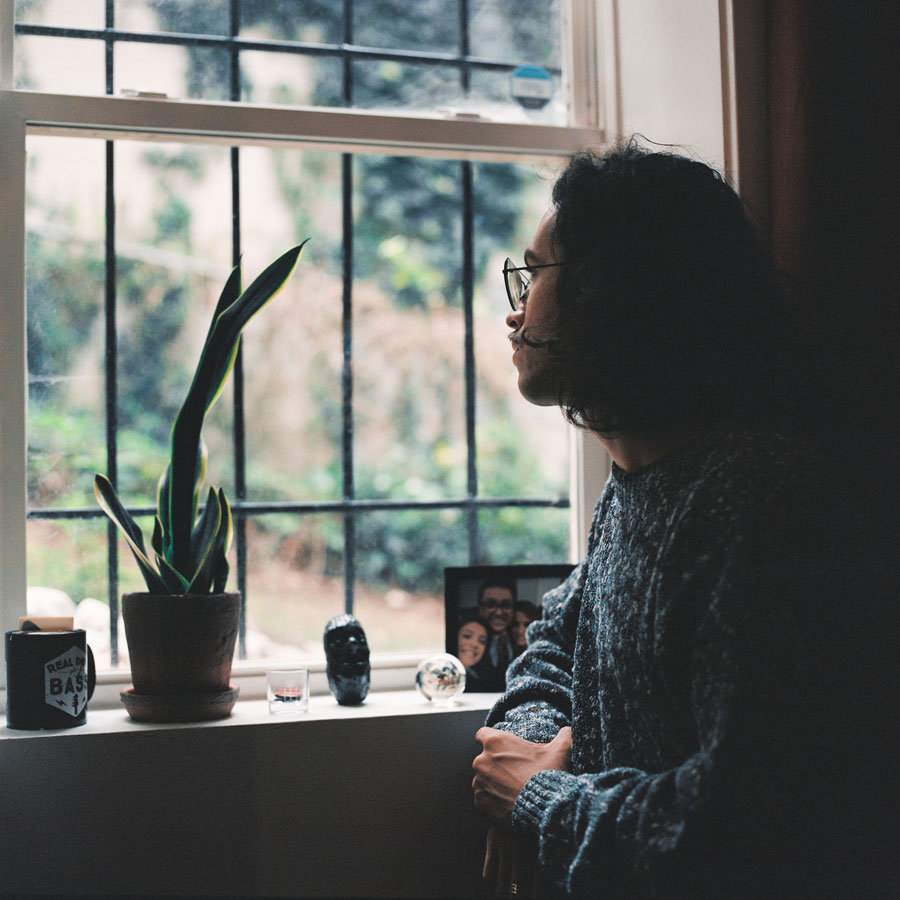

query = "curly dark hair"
[537, 140, 798, 435]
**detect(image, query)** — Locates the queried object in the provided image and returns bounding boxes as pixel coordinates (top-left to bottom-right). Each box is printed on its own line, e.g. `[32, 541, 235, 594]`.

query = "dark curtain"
[766, 1, 900, 536]
[765, 7, 899, 897]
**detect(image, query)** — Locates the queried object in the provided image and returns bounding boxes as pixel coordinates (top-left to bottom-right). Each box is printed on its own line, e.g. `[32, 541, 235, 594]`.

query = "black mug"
[5, 629, 96, 730]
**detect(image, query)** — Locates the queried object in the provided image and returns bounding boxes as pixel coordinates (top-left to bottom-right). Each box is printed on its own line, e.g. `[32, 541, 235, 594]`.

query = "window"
[1, 0, 604, 675]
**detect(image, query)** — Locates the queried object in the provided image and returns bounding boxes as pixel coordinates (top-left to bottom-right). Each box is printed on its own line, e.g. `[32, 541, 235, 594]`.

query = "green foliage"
[27, 518, 109, 605]
[95, 245, 306, 594]
[117, 262, 192, 444]
[116, 157, 208, 443]
[160, 0, 530, 310]
[28, 407, 105, 508]
[26, 232, 103, 395]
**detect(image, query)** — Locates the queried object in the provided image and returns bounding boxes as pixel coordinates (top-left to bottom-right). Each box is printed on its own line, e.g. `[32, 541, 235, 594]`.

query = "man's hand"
[472, 726, 572, 826]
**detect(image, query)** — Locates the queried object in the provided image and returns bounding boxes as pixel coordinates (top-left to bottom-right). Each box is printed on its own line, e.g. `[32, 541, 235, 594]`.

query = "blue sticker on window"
[510, 65, 553, 110]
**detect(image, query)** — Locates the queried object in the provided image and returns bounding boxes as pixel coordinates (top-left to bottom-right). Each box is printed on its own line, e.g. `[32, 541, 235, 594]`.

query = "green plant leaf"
[155, 549, 190, 593]
[93, 474, 168, 594]
[156, 440, 207, 564]
[186, 488, 232, 594]
[187, 487, 223, 586]
[211, 488, 232, 594]
[151, 516, 164, 556]
[206, 263, 242, 346]
[166, 242, 306, 574]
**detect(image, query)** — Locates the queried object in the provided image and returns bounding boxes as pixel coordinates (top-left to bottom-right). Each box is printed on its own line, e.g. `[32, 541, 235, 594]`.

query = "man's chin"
[517, 372, 558, 407]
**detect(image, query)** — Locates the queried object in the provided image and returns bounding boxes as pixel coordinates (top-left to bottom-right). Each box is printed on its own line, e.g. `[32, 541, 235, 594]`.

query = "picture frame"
[444, 564, 575, 693]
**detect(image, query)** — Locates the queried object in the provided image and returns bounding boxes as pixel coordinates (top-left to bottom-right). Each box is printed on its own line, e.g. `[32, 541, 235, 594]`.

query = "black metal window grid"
[20, 1, 570, 666]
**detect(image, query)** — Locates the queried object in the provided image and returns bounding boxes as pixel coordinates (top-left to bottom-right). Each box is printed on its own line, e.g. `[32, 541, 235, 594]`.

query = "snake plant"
[94, 242, 306, 595]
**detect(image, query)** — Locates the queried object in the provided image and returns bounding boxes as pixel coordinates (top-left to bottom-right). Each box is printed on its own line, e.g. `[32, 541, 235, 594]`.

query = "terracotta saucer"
[120, 685, 239, 723]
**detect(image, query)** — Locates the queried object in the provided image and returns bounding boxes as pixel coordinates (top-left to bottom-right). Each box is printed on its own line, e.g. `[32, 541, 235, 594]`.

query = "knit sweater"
[486, 428, 875, 899]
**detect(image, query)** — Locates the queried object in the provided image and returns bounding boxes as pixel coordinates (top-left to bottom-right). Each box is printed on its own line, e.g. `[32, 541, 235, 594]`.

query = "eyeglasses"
[503, 258, 564, 311]
[479, 599, 514, 611]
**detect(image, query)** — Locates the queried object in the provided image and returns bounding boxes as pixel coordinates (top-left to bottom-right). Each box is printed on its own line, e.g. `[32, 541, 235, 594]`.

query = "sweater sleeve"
[484, 491, 610, 744]
[483, 563, 580, 742]
[509, 468, 840, 899]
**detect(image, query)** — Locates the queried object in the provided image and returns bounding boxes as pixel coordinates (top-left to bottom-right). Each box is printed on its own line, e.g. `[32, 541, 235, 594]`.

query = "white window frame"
[0, 0, 609, 695]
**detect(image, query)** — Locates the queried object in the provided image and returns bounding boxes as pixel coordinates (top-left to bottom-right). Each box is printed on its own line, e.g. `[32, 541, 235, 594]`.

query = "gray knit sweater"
[486, 428, 870, 899]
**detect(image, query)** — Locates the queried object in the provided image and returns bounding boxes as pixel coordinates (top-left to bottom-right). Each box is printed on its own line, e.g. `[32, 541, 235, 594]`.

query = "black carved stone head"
[324, 614, 371, 705]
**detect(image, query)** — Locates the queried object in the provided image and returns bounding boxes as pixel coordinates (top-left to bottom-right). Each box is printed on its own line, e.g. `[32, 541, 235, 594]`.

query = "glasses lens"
[504, 259, 523, 310]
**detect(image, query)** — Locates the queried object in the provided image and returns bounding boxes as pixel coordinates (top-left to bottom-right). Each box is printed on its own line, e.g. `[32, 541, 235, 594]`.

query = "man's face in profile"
[506, 209, 564, 408]
[478, 586, 515, 633]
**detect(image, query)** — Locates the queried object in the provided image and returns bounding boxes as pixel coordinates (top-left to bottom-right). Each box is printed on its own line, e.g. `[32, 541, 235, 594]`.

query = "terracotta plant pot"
[120, 592, 241, 723]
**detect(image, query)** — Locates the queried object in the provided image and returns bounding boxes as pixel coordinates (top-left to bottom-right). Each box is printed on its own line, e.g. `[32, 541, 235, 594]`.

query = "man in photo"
[475, 577, 517, 691]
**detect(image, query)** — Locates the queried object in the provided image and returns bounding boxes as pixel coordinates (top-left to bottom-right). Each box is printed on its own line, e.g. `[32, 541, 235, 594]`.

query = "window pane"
[27, 518, 108, 612]
[114, 41, 231, 101]
[26, 137, 106, 509]
[354, 508, 466, 650]
[469, 0, 565, 124]
[15, 0, 568, 119]
[240, 50, 342, 106]
[113, 140, 234, 503]
[351, 59, 460, 111]
[353, 155, 465, 502]
[115, 0, 230, 36]
[469, 66, 565, 125]
[469, 0, 562, 68]
[14, 35, 105, 93]
[243, 513, 344, 657]
[353, 0, 458, 54]
[26, 517, 119, 669]
[239, 146, 343, 503]
[15, 0, 105, 29]
[239, 0, 344, 45]
[478, 507, 570, 564]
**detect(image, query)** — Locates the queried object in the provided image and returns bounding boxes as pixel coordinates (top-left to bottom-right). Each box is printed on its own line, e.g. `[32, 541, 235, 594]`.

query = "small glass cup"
[267, 668, 309, 715]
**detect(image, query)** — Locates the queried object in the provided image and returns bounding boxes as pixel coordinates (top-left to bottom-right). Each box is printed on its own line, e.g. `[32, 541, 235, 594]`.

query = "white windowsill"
[0, 687, 499, 742]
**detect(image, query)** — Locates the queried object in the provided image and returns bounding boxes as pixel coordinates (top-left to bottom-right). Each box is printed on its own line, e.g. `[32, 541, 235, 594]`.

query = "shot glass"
[267, 668, 309, 715]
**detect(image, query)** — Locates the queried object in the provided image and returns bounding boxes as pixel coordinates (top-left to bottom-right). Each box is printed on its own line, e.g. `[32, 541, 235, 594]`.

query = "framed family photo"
[444, 564, 575, 693]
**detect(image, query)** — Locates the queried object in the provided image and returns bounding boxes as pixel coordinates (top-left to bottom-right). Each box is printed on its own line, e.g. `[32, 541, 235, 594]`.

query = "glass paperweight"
[415, 653, 466, 704]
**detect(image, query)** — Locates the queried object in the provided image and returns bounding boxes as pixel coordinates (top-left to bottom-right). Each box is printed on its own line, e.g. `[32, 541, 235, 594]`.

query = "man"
[471, 143, 893, 899]
[475, 578, 518, 691]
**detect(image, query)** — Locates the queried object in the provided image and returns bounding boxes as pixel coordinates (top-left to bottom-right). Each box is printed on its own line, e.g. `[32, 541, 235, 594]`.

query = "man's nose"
[506, 304, 524, 331]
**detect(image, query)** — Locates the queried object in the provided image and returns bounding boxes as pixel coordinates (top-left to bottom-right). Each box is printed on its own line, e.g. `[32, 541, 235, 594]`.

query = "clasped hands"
[472, 726, 572, 897]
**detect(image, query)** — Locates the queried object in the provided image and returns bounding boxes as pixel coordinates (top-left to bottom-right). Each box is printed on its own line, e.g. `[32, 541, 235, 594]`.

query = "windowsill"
[0, 686, 499, 741]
